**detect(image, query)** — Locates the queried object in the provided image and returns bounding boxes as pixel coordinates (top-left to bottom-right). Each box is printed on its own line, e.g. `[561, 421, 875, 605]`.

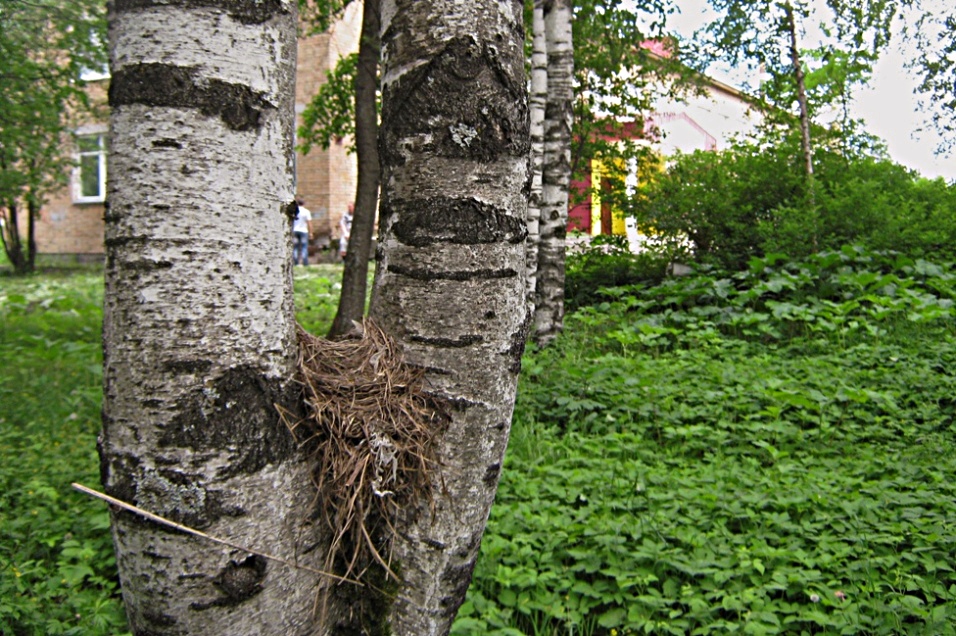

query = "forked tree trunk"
[533, 0, 573, 345]
[527, 0, 548, 310]
[329, 0, 381, 338]
[100, 2, 325, 634]
[371, 0, 530, 633]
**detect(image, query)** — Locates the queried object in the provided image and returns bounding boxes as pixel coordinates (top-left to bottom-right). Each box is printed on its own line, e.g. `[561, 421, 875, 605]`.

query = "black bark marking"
[503, 309, 531, 374]
[162, 359, 213, 374]
[380, 35, 529, 165]
[438, 560, 477, 612]
[111, 0, 288, 25]
[439, 395, 479, 412]
[483, 462, 501, 486]
[388, 263, 518, 281]
[423, 537, 446, 550]
[388, 197, 527, 247]
[158, 365, 301, 479]
[151, 138, 182, 149]
[140, 610, 178, 628]
[124, 259, 174, 272]
[99, 440, 140, 506]
[105, 236, 194, 251]
[110, 63, 274, 132]
[190, 555, 267, 610]
[132, 628, 185, 636]
[410, 334, 483, 348]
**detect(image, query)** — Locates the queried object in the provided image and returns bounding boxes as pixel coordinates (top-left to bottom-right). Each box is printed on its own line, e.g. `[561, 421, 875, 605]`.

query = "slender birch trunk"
[329, 0, 381, 338]
[371, 0, 530, 633]
[527, 0, 548, 310]
[783, 1, 814, 180]
[533, 0, 573, 345]
[100, 2, 324, 634]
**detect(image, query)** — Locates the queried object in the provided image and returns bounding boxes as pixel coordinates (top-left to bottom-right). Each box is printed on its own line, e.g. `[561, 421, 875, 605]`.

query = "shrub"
[565, 234, 669, 311]
[633, 136, 956, 269]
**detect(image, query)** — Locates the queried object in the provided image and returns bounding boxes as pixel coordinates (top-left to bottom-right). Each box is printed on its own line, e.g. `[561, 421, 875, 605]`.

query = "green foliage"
[298, 0, 352, 35]
[566, 234, 669, 311]
[634, 137, 956, 270]
[0, 0, 107, 274]
[911, 9, 956, 152]
[454, 248, 956, 635]
[298, 52, 359, 154]
[0, 273, 127, 635]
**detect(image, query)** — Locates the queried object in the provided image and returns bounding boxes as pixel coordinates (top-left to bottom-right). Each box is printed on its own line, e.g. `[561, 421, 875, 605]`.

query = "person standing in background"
[293, 198, 313, 266]
[339, 202, 354, 261]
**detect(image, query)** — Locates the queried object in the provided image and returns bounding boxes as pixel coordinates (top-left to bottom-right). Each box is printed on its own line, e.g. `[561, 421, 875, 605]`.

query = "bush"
[565, 234, 669, 311]
[633, 136, 956, 269]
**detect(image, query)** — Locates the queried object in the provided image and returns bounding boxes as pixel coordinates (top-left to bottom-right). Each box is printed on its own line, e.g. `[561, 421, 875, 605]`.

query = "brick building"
[30, 5, 362, 261]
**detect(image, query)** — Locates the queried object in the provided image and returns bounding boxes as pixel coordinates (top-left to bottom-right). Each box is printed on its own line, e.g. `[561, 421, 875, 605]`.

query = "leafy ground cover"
[455, 247, 956, 635]
[3, 251, 955, 635]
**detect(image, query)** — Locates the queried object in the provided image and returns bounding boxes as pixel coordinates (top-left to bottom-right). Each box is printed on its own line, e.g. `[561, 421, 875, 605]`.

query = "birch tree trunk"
[371, 0, 530, 633]
[782, 1, 814, 180]
[100, 2, 324, 634]
[329, 0, 381, 338]
[527, 0, 548, 309]
[533, 0, 573, 346]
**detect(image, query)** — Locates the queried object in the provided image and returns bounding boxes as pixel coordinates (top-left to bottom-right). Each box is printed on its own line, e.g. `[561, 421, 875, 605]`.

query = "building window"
[74, 134, 108, 203]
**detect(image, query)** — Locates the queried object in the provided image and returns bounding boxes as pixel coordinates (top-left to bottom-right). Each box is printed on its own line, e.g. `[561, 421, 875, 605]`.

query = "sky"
[666, 1, 956, 182]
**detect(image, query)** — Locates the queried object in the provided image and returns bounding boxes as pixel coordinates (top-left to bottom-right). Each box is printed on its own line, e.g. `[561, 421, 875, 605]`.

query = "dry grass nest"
[282, 319, 448, 584]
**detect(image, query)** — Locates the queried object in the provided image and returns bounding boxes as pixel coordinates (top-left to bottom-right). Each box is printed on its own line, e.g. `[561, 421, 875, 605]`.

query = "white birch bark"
[782, 1, 814, 180]
[371, 0, 530, 633]
[101, 2, 324, 634]
[533, 0, 573, 345]
[527, 0, 548, 310]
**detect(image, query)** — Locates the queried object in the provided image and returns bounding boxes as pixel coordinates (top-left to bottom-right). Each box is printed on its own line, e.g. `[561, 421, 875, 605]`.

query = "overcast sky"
[666, 1, 956, 181]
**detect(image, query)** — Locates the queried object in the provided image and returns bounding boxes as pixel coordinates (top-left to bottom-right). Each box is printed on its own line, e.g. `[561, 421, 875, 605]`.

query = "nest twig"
[281, 319, 448, 589]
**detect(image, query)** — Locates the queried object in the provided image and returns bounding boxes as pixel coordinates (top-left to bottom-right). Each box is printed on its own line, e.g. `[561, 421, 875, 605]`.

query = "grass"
[3, 249, 956, 635]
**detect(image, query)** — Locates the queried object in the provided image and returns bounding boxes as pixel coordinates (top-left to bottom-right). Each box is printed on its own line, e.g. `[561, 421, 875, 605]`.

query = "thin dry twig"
[71, 482, 361, 586]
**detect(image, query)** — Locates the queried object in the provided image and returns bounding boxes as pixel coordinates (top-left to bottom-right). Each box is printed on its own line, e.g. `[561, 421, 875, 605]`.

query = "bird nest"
[282, 320, 448, 586]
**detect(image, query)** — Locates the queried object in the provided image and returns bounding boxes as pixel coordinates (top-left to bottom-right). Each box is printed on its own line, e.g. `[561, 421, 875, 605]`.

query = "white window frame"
[73, 131, 108, 204]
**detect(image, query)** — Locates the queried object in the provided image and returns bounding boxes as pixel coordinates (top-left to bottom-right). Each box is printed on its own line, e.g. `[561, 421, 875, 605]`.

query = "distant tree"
[0, 0, 106, 273]
[689, 0, 903, 181]
[911, 5, 956, 153]
[526, 0, 547, 310]
[533, 0, 573, 345]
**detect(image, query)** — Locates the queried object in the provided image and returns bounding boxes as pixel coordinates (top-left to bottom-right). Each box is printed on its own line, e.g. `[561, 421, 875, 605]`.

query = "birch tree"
[526, 0, 548, 309]
[371, 0, 530, 632]
[100, 1, 325, 633]
[533, 0, 573, 345]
